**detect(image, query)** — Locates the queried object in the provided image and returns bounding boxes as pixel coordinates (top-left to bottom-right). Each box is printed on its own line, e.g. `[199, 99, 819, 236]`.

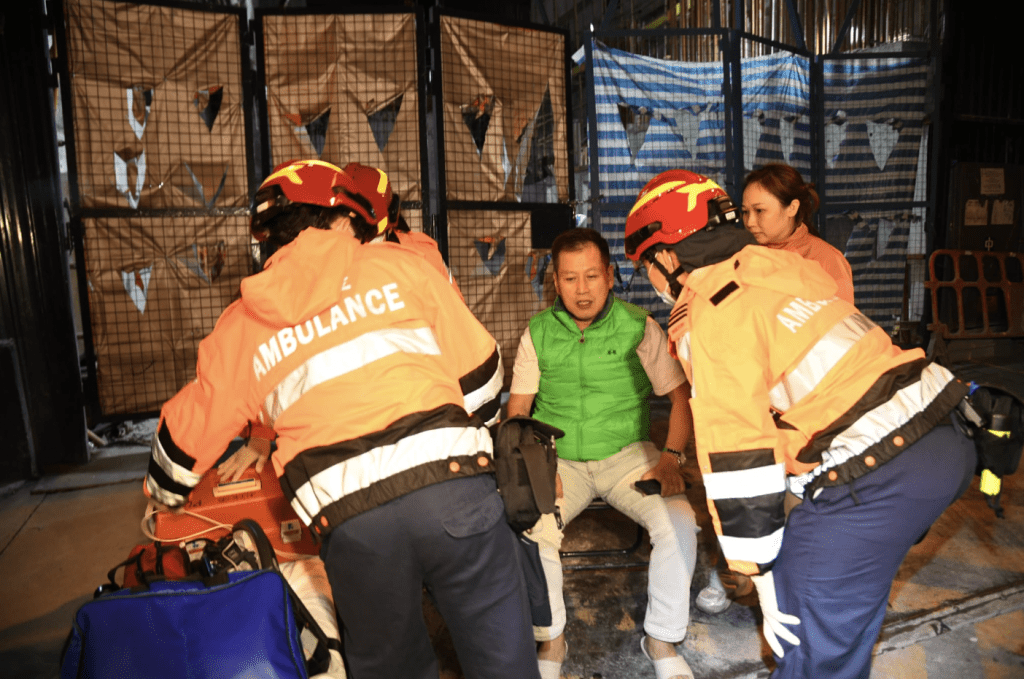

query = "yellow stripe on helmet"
[375, 169, 391, 233]
[628, 177, 721, 216]
[629, 180, 686, 217]
[675, 178, 720, 211]
[261, 159, 342, 187]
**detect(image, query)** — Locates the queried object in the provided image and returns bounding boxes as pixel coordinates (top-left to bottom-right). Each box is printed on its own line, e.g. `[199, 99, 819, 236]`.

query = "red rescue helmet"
[250, 159, 375, 241]
[624, 169, 740, 261]
[343, 162, 395, 236]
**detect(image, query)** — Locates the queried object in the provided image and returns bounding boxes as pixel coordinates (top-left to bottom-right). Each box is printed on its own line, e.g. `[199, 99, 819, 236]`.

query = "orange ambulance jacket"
[667, 246, 966, 576]
[391, 230, 463, 300]
[145, 228, 502, 538]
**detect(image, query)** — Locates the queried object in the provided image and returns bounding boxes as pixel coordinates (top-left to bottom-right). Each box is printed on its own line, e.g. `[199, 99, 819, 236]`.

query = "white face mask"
[655, 280, 677, 306]
[649, 252, 677, 305]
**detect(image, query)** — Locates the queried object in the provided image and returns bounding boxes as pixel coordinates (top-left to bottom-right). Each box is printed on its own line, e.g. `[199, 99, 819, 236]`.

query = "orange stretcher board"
[153, 463, 319, 562]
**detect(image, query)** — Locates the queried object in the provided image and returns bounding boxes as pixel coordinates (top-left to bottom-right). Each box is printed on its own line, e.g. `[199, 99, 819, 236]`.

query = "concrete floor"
[1, 423, 1023, 679]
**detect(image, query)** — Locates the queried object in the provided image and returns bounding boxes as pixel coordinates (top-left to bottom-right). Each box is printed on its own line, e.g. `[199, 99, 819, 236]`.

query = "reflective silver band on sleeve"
[463, 347, 503, 425]
[145, 475, 188, 507]
[703, 463, 787, 501]
[150, 430, 203, 490]
[718, 527, 785, 566]
[769, 313, 876, 412]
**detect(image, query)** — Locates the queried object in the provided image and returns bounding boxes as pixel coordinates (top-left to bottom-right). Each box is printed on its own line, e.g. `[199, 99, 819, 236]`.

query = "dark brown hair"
[551, 227, 611, 272]
[743, 164, 821, 237]
[258, 201, 370, 254]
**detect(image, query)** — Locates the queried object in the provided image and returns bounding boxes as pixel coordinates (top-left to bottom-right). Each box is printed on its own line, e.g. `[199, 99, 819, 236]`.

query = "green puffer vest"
[529, 297, 651, 462]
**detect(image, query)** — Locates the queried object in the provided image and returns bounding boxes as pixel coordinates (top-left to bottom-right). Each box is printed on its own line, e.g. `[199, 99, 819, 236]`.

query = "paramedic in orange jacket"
[344, 161, 462, 298]
[145, 159, 539, 679]
[624, 170, 976, 679]
[742, 164, 854, 304]
[217, 161, 462, 483]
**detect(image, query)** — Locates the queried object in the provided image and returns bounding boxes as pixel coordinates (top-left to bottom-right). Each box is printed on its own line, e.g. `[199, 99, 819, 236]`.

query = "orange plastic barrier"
[926, 250, 1024, 340]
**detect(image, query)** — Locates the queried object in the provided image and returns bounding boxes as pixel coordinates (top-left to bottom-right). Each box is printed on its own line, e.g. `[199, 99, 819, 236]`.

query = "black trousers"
[321, 475, 541, 679]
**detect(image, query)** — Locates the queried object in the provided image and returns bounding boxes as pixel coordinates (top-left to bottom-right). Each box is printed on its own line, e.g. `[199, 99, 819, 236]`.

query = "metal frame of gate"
[578, 0, 941, 336]
[53, 0, 574, 420]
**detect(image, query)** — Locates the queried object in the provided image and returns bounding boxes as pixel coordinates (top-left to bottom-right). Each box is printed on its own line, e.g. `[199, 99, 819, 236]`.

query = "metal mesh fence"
[61, 0, 941, 416]
[439, 16, 572, 387]
[63, 2, 570, 412]
[66, 0, 249, 210]
[738, 40, 812, 180]
[582, 37, 729, 325]
[64, 0, 250, 414]
[821, 55, 931, 334]
[261, 12, 423, 219]
[439, 15, 569, 204]
[447, 210, 555, 386]
[576, 29, 935, 336]
[82, 215, 251, 413]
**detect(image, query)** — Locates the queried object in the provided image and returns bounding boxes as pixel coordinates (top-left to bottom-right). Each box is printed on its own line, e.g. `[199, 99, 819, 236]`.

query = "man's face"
[553, 243, 614, 330]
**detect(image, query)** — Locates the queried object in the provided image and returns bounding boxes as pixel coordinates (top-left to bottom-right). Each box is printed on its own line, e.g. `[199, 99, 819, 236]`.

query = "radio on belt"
[154, 463, 318, 561]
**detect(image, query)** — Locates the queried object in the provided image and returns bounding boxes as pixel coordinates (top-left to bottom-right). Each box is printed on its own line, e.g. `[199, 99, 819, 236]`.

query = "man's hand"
[751, 571, 801, 658]
[640, 452, 686, 497]
[217, 438, 272, 482]
[555, 472, 563, 498]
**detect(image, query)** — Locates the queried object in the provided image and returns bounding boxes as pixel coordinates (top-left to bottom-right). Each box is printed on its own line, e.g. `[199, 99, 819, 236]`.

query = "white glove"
[751, 571, 801, 658]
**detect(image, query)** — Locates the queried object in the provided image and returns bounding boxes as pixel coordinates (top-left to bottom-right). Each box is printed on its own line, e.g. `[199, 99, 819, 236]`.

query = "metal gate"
[575, 0, 939, 337]
[55, 0, 572, 417]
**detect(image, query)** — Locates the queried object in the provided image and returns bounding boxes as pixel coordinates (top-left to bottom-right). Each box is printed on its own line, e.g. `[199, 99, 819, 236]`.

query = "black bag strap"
[501, 415, 565, 442]
[518, 433, 557, 516]
[105, 542, 184, 591]
[277, 571, 343, 676]
[105, 550, 144, 589]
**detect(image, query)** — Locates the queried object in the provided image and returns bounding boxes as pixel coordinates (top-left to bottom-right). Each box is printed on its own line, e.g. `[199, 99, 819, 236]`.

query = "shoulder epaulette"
[710, 281, 739, 306]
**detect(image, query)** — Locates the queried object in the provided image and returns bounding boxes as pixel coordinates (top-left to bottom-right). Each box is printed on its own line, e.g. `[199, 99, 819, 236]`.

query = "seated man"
[507, 228, 698, 679]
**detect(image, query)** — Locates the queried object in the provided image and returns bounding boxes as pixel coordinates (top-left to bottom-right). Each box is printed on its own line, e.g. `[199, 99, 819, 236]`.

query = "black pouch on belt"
[957, 387, 1024, 518]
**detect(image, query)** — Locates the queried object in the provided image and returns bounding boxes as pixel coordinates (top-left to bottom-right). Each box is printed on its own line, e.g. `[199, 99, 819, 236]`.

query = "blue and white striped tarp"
[578, 41, 929, 331]
[822, 57, 930, 332]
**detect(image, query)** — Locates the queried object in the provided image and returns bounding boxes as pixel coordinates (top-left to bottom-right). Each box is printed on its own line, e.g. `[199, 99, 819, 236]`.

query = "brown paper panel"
[82, 215, 250, 278]
[84, 215, 251, 415]
[263, 13, 422, 203]
[89, 261, 190, 413]
[65, 0, 247, 208]
[440, 16, 569, 203]
[448, 210, 556, 387]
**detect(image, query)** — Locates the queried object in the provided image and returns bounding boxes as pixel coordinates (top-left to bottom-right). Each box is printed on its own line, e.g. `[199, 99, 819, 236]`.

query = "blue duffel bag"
[61, 569, 318, 679]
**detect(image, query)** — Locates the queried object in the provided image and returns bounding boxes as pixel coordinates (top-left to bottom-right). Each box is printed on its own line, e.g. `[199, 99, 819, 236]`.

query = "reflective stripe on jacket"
[668, 245, 965, 575]
[146, 228, 502, 534]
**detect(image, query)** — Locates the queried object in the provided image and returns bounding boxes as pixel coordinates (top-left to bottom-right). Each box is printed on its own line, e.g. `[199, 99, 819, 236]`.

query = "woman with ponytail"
[742, 164, 854, 304]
